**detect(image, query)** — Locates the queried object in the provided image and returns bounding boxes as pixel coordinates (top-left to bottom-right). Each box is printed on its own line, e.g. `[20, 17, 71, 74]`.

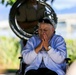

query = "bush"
[65, 39, 76, 64]
[0, 36, 21, 69]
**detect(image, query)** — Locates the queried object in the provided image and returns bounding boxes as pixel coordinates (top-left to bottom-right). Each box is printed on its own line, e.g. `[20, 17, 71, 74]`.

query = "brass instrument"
[9, 0, 57, 40]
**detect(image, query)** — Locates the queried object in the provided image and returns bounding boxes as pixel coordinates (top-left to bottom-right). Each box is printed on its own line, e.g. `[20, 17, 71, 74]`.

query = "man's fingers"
[43, 33, 48, 40]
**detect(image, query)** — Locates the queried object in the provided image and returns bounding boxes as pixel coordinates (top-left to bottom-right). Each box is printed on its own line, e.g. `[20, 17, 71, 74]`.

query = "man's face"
[38, 23, 55, 40]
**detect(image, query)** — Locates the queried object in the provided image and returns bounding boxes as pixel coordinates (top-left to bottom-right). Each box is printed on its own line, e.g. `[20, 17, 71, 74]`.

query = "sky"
[52, 0, 76, 10]
[0, 0, 76, 21]
[0, 4, 11, 21]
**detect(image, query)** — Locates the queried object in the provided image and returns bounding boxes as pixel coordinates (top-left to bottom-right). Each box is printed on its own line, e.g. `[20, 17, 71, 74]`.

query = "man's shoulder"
[54, 34, 63, 37]
[53, 34, 64, 40]
[38, 2, 45, 8]
[18, 3, 27, 10]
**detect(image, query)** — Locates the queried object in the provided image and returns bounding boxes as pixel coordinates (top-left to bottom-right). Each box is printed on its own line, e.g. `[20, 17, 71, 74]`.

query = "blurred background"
[0, 0, 76, 74]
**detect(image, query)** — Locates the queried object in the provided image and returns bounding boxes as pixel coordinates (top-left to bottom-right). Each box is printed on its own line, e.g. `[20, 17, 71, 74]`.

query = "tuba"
[9, 0, 57, 40]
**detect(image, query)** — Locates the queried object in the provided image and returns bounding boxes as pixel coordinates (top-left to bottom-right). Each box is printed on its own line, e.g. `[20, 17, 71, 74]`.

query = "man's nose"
[41, 30, 45, 34]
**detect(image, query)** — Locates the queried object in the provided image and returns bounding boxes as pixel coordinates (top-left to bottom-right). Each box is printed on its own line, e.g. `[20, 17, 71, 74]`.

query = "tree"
[0, 0, 16, 6]
[0, 0, 54, 6]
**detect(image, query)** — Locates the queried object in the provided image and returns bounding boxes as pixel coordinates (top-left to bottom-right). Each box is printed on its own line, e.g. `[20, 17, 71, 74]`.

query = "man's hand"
[35, 41, 43, 53]
[42, 33, 49, 51]
[35, 33, 50, 53]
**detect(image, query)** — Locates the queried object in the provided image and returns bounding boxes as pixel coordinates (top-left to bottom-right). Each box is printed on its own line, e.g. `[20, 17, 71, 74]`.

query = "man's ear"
[52, 26, 55, 31]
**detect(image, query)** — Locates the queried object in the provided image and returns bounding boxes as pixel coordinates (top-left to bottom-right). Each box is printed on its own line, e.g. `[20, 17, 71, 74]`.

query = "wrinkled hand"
[35, 40, 43, 53]
[42, 33, 49, 51]
[35, 33, 49, 53]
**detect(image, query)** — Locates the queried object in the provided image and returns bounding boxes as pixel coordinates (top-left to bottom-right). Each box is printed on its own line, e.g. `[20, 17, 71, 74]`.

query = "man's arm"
[47, 36, 67, 64]
[17, 21, 38, 29]
[22, 37, 43, 64]
[22, 37, 37, 64]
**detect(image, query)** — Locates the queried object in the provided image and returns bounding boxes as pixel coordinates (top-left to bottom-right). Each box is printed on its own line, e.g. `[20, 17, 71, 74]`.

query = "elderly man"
[22, 17, 67, 75]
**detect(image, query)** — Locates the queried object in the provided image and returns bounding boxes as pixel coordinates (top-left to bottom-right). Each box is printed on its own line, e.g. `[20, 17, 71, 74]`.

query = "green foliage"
[0, 0, 54, 6]
[1, 0, 4, 4]
[0, 36, 21, 69]
[0, 0, 16, 6]
[65, 39, 76, 63]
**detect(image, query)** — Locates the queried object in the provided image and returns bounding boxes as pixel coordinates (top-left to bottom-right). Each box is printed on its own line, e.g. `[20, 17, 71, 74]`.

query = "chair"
[15, 56, 71, 75]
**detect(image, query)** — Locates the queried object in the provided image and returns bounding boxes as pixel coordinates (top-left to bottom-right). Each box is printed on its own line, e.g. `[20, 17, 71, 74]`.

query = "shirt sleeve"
[47, 36, 67, 64]
[22, 37, 37, 64]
